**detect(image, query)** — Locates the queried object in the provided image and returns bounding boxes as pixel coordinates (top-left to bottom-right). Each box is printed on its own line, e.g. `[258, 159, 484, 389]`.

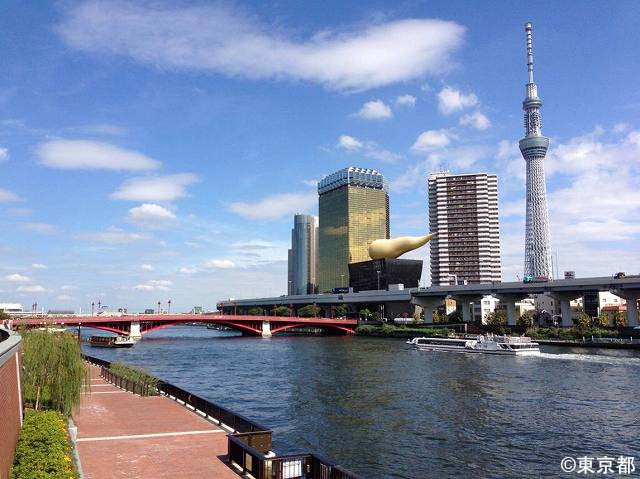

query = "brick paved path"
[73, 365, 239, 478]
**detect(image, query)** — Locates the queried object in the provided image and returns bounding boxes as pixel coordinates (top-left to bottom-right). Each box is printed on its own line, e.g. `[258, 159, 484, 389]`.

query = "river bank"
[81, 326, 640, 479]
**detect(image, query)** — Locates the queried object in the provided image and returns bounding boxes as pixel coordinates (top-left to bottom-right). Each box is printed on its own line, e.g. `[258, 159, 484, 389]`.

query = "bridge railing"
[83, 353, 362, 479]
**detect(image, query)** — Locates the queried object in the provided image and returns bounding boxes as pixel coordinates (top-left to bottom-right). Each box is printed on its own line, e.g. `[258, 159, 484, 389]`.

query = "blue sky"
[1, 0, 639, 312]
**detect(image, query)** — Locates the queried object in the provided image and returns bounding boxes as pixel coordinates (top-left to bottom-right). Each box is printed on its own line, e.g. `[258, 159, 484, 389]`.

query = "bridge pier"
[410, 297, 444, 324]
[261, 321, 272, 338]
[495, 294, 526, 327]
[452, 296, 482, 323]
[611, 289, 640, 327]
[130, 320, 142, 339]
[549, 293, 581, 327]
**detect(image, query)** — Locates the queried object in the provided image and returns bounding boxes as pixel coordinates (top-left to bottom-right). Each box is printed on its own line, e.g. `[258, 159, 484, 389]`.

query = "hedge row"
[356, 324, 454, 338]
[11, 410, 77, 479]
[109, 361, 159, 392]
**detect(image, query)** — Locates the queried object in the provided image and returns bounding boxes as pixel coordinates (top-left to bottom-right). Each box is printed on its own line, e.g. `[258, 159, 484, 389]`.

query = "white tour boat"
[406, 334, 541, 356]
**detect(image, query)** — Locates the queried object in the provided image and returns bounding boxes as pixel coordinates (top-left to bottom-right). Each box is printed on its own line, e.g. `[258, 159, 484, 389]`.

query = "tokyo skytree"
[519, 22, 552, 278]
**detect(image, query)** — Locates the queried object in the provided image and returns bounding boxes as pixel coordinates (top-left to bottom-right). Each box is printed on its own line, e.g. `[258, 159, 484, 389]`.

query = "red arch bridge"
[12, 314, 358, 338]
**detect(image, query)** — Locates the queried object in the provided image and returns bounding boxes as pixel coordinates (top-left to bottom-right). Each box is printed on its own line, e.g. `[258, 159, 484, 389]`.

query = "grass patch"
[11, 410, 78, 479]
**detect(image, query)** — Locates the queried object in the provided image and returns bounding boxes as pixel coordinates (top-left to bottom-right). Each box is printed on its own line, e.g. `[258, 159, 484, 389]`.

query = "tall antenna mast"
[525, 22, 534, 84]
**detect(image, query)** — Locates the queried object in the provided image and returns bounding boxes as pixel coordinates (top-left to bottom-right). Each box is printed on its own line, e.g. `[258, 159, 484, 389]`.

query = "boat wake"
[538, 352, 640, 366]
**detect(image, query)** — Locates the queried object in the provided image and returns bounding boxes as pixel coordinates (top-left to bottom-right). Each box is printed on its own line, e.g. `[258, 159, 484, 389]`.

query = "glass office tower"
[317, 167, 389, 292]
[287, 214, 318, 295]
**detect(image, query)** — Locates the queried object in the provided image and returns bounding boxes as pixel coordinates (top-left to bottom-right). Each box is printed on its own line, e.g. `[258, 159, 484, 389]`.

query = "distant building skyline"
[428, 172, 501, 286]
[317, 167, 390, 292]
[287, 214, 318, 295]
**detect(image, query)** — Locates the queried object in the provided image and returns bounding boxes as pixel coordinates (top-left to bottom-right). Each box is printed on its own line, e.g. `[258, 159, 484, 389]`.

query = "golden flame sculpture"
[368, 233, 436, 260]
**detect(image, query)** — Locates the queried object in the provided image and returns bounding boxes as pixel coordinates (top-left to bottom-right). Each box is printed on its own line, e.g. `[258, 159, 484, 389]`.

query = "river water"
[83, 326, 640, 478]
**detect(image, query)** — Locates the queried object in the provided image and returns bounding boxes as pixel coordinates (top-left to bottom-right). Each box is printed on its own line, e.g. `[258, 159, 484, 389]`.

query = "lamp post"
[376, 270, 381, 290]
[157, 301, 161, 315]
[168, 300, 171, 314]
[288, 280, 292, 295]
[91, 302, 95, 316]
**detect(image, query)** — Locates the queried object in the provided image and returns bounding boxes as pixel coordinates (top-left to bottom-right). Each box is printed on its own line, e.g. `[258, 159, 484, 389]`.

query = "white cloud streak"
[57, 2, 464, 91]
[111, 174, 199, 201]
[227, 192, 316, 221]
[37, 139, 160, 171]
[459, 111, 491, 130]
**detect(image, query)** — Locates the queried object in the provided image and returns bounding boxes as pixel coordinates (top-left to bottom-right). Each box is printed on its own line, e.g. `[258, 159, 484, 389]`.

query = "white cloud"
[134, 279, 172, 291]
[37, 139, 160, 171]
[178, 266, 199, 275]
[77, 228, 151, 244]
[60, 285, 77, 291]
[111, 174, 199, 201]
[396, 94, 416, 107]
[0, 147, 7, 162]
[18, 222, 57, 234]
[459, 111, 491, 130]
[31, 263, 47, 269]
[0, 188, 21, 202]
[437, 86, 478, 114]
[354, 100, 392, 120]
[58, 3, 464, 91]
[337, 135, 363, 151]
[3, 273, 30, 283]
[17, 285, 46, 293]
[411, 129, 453, 152]
[127, 203, 176, 226]
[56, 294, 73, 302]
[203, 259, 236, 269]
[337, 135, 402, 163]
[141, 264, 155, 272]
[227, 192, 316, 220]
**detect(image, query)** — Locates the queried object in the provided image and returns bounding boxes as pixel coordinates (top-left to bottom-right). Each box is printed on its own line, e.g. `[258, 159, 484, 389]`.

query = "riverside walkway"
[73, 365, 239, 478]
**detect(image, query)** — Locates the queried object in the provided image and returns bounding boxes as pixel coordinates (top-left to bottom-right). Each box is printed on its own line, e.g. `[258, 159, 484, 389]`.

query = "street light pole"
[157, 301, 161, 314]
[376, 270, 381, 290]
[168, 300, 171, 314]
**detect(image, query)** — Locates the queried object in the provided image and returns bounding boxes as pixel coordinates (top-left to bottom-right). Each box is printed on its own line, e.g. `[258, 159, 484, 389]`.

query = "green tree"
[485, 311, 507, 326]
[358, 308, 372, 320]
[432, 311, 448, 323]
[0, 309, 9, 321]
[573, 312, 592, 329]
[22, 331, 88, 415]
[298, 304, 321, 317]
[247, 307, 264, 316]
[447, 310, 462, 322]
[334, 305, 348, 317]
[613, 311, 627, 327]
[272, 306, 292, 317]
[594, 312, 609, 328]
[517, 310, 534, 327]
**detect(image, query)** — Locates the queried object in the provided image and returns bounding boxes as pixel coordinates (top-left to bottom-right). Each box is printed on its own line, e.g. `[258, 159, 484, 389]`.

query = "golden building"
[318, 167, 389, 292]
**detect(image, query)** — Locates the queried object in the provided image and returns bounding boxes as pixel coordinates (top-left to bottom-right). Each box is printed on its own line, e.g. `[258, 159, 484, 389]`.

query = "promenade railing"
[83, 354, 361, 478]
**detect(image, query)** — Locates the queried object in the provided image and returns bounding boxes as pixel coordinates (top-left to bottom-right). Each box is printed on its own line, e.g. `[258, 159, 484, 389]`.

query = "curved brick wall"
[0, 329, 22, 479]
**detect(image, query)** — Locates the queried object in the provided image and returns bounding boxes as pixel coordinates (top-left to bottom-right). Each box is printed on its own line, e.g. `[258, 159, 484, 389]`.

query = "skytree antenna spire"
[519, 22, 552, 278]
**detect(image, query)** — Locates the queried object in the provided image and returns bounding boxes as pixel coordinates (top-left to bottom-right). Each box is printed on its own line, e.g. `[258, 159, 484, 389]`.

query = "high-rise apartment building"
[287, 214, 318, 295]
[318, 167, 389, 292]
[428, 172, 501, 286]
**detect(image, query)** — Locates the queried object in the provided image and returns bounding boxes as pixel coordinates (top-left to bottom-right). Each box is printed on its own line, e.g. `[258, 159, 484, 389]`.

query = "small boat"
[88, 335, 137, 348]
[406, 334, 540, 356]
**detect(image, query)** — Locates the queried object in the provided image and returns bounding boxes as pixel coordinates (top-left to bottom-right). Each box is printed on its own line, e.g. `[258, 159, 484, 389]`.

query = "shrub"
[594, 313, 609, 328]
[22, 330, 88, 415]
[573, 313, 592, 329]
[11, 410, 77, 479]
[298, 305, 321, 317]
[272, 306, 291, 317]
[517, 311, 534, 327]
[355, 325, 376, 335]
[109, 362, 158, 393]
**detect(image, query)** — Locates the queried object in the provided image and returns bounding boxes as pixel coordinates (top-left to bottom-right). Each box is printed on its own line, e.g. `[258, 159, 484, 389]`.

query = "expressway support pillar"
[130, 320, 142, 339]
[410, 297, 444, 324]
[495, 294, 526, 327]
[549, 293, 581, 327]
[261, 320, 272, 338]
[612, 289, 640, 327]
[451, 296, 482, 323]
